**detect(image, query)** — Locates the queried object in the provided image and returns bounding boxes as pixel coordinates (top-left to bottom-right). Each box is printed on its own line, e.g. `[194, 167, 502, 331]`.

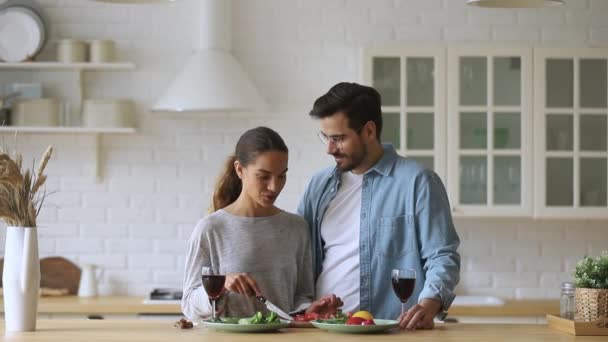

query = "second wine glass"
[392, 268, 416, 317]
[201, 266, 225, 322]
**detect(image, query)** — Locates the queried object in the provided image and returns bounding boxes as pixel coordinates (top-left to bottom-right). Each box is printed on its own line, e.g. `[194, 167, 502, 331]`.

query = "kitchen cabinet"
[365, 46, 608, 218]
[447, 47, 533, 217]
[365, 46, 532, 217]
[0, 62, 137, 181]
[533, 48, 608, 219]
[363, 47, 447, 181]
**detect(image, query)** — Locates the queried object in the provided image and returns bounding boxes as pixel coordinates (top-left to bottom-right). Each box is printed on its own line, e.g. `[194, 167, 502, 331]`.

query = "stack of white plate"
[0, 1, 47, 62]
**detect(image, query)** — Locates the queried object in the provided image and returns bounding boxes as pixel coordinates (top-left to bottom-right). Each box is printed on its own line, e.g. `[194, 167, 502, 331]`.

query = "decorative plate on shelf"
[0, 5, 45, 62]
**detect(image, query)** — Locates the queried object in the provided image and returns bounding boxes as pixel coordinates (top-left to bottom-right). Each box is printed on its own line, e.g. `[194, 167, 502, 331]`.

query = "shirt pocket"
[376, 215, 416, 258]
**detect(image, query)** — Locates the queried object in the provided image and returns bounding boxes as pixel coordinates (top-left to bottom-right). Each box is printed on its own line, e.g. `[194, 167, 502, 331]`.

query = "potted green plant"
[573, 251, 608, 321]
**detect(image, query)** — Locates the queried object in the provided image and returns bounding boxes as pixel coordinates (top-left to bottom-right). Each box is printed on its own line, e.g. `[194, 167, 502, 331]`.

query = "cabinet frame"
[534, 48, 608, 219]
[362, 47, 447, 181]
[446, 46, 533, 218]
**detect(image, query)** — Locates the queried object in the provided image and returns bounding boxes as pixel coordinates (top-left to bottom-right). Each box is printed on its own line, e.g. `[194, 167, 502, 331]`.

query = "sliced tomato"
[346, 317, 366, 325]
[305, 312, 320, 321]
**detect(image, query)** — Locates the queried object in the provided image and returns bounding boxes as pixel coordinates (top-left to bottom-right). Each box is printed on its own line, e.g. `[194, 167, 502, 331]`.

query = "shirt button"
[362, 213, 366, 219]
[331, 188, 335, 192]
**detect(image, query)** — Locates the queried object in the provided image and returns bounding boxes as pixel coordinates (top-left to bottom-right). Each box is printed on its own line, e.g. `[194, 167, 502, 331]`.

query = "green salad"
[219, 311, 280, 325]
[315, 312, 349, 324]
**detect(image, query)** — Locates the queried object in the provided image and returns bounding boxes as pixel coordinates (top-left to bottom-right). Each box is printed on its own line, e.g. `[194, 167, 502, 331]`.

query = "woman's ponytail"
[210, 155, 242, 212]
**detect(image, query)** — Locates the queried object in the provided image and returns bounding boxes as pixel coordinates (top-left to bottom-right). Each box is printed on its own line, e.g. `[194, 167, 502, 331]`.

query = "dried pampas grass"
[0, 142, 53, 228]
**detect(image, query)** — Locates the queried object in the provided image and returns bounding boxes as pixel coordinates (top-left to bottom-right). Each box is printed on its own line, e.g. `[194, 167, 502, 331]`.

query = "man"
[297, 82, 460, 330]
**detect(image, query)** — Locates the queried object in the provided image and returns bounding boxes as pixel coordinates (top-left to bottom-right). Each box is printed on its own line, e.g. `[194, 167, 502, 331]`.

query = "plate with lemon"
[310, 310, 399, 334]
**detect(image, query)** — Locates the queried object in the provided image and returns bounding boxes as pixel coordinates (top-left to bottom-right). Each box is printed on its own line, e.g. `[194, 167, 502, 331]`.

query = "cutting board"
[0, 256, 81, 295]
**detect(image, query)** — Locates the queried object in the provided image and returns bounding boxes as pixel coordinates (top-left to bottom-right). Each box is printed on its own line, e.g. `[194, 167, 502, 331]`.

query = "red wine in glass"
[201, 266, 225, 321]
[392, 277, 415, 302]
[202, 275, 226, 300]
[392, 269, 416, 316]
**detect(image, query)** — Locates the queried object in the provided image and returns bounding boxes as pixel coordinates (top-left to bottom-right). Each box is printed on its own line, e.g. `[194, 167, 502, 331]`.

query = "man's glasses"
[317, 126, 364, 149]
[317, 132, 347, 149]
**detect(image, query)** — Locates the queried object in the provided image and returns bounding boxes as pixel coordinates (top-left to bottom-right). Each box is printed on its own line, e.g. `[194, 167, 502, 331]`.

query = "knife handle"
[255, 295, 266, 303]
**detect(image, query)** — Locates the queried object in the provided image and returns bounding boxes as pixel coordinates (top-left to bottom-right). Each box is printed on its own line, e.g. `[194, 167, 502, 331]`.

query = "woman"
[182, 126, 341, 320]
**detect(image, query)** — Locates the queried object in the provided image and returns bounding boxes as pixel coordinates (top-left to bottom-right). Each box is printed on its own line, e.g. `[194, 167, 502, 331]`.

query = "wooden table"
[0, 320, 604, 341]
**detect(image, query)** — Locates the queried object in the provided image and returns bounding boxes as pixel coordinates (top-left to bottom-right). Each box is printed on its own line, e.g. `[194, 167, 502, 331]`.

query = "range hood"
[152, 0, 266, 112]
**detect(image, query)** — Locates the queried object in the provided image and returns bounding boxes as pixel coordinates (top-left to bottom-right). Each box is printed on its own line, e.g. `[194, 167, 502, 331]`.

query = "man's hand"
[398, 298, 441, 331]
[224, 273, 261, 297]
[306, 294, 344, 316]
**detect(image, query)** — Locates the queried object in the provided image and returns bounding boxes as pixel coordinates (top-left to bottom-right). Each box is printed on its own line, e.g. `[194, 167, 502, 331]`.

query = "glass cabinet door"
[535, 49, 608, 218]
[364, 48, 446, 180]
[448, 47, 533, 217]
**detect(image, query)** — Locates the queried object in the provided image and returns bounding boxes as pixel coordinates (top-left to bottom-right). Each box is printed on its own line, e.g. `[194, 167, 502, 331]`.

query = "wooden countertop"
[449, 299, 559, 316]
[0, 296, 559, 316]
[0, 296, 181, 315]
[1, 320, 604, 341]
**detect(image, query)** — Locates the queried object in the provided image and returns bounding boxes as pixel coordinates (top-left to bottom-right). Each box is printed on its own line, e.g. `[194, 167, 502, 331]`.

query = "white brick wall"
[0, 0, 606, 299]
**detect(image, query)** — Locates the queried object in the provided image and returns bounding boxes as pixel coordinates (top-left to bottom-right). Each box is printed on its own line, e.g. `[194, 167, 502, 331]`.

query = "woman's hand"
[306, 294, 343, 316]
[224, 273, 262, 297]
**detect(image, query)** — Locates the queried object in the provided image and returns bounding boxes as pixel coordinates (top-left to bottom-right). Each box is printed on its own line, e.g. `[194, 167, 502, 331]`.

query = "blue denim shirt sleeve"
[414, 170, 461, 311]
[297, 169, 333, 282]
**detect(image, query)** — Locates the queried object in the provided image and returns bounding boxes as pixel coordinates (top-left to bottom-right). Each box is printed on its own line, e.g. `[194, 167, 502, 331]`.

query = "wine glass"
[392, 269, 416, 317]
[201, 266, 225, 322]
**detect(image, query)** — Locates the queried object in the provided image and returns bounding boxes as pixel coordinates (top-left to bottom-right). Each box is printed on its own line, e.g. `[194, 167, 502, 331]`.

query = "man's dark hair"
[309, 82, 383, 140]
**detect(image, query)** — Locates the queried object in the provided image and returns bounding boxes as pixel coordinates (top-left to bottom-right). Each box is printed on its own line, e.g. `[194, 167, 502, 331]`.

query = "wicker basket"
[575, 288, 608, 321]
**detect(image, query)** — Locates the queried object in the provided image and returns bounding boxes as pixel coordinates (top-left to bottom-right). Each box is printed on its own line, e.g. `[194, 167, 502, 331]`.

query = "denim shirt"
[297, 144, 460, 319]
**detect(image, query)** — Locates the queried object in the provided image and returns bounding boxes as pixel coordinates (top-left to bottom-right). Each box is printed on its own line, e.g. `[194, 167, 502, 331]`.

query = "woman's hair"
[210, 126, 288, 212]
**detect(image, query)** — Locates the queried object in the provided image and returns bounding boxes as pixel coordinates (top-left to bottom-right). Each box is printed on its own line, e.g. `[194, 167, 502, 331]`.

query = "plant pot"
[575, 288, 608, 321]
[2, 226, 40, 332]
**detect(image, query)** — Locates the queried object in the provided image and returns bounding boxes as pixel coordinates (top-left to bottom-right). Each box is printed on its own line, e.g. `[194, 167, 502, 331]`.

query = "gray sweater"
[182, 209, 314, 320]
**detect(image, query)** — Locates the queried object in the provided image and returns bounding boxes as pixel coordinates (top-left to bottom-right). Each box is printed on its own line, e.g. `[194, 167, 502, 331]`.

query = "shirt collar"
[368, 144, 397, 177]
[328, 143, 398, 180]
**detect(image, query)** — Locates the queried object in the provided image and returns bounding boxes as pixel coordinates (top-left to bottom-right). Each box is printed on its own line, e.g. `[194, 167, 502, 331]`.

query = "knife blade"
[256, 296, 293, 321]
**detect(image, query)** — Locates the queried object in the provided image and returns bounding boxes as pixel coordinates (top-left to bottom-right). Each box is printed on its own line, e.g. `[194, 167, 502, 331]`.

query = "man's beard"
[333, 144, 367, 172]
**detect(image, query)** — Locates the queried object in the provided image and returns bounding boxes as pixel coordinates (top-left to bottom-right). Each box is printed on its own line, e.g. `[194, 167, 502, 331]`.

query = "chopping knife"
[256, 295, 294, 321]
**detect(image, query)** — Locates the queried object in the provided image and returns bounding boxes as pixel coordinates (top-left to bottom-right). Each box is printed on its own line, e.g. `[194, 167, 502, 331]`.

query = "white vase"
[2, 226, 40, 332]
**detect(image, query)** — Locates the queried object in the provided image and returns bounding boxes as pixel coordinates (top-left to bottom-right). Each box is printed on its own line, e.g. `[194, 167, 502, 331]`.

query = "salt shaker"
[560, 281, 576, 320]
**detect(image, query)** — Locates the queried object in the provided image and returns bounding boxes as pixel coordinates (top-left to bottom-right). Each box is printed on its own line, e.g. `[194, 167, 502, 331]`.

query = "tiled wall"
[0, 0, 606, 298]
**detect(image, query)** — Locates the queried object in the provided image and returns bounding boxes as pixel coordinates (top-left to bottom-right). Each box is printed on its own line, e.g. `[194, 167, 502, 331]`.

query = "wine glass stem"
[212, 299, 216, 321]
[401, 302, 406, 317]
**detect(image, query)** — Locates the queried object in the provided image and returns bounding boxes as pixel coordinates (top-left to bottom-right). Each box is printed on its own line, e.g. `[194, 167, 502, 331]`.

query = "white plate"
[310, 319, 400, 334]
[201, 319, 291, 333]
[0, 6, 44, 62]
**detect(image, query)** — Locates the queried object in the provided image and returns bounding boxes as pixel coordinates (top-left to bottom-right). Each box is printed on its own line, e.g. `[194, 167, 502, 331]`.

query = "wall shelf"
[0, 126, 135, 134]
[0, 62, 135, 71]
[1, 60, 137, 183]
[0, 126, 136, 182]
